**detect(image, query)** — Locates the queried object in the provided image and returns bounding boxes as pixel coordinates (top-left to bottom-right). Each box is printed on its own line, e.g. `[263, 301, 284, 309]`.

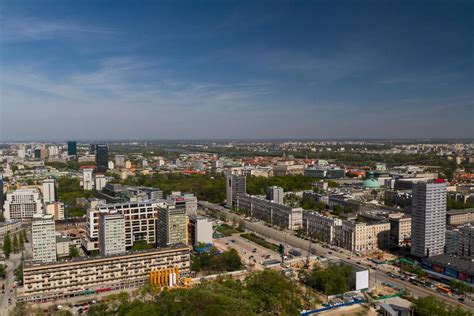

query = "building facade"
[226, 174, 246, 208]
[95, 144, 109, 173]
[157, 204, 187, 247]
[32, 214, 57, 263]
[4, 188, 43, 220]
[458, 225, 474, 257]
[337, 221, 391, 252]
[94, 174, 107, 191]
[42, 178, 55, 203]
[67, 141, 77, 156]
[82, 168, 94, 191]
[188, 216, 213, 245]
[411, 181, 447, 258]
[447, 209, 474, 226]
[99, 212, 126, 256]
[21, 244, 191, 302]
[389, 216, 412, 247]
[236, 193, 303, 230]
[266, 186, 284, 204]
[45, 202, 65, 220]
[303, 211, 342, 244]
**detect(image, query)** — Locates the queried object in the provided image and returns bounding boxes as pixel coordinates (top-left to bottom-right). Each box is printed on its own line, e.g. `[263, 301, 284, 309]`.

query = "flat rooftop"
[428, 255, 474, 275]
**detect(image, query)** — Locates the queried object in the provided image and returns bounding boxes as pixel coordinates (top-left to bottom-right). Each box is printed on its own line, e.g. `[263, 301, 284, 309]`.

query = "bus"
[437, 285, 452, 294]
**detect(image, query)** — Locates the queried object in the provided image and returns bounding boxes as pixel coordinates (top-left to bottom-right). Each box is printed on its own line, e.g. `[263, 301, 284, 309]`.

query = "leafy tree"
[412, 295, 472, 316]
[22, 229, 27, 243]
[13, 234, 19, 253]
[18, 232, 25, 251]
[0, 264, 6, 278]
[302, 263, 353, 295]
[15, 262, 24, 285]
[69, 247, 80, 258]
[3, 233, 11, 259]
[449, 280, 471, 296]
[191, 249, 243, 273]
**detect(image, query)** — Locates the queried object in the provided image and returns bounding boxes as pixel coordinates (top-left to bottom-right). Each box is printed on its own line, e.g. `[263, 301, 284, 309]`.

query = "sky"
[0, 0, 473, 141]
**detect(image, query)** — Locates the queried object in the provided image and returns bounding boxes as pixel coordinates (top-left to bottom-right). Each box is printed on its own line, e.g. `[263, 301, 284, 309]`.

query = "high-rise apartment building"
[82, 168, 94, 190]
[32, 214, 57, 263]
[42, 178, 56, 203]
[99, 212, 126, 256]
[67, 141, 77, 156]
[4, 188, 43, 220]
[266, 186, 284, 204]
[157, 204, 187, 247]
[94, 174, 107, 191]
[95, 144, 109, 173]
[226, 174, 246, 208]
[115, 155, 125, 168]
[411, 181, 447, 257]
[188, 216, 213, 245]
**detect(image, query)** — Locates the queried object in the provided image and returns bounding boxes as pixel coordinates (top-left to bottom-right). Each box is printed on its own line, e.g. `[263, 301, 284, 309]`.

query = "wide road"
[200, 201, 473, 311]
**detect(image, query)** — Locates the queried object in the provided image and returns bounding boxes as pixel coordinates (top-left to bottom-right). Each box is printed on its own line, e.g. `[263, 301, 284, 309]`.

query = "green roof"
[363, 179, 380, 188]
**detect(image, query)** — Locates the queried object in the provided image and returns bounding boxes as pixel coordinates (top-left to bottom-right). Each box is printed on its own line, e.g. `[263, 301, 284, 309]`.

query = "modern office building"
[83, 200, 167, 251]
[411, 181, 447, 258]
[95, 144, 109, 173]
[67, 141, 77, 156]
[266, 186, 284, 204]
[45, 202, 65, 220]
[303, 211, 342, 244]
[21, 244, 191, 303]
[94, 174, 107, 191]
[226, 174, 246, 208]
[99, 212, 126, 256]
[236, 193, 303, 230]
[458, 225, 474, 257]
[4, 188, 43, 220]
[445, 230, 459, 255]
[82, 168, 94, 190]
[42, 178, 56, 203]
[157, 204, 187, 247]
[32, 214, 57, 263]
[188, 216, 213, 245]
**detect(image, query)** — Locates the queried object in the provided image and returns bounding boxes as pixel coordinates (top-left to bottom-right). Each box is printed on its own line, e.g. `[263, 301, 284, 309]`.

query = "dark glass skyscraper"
[0, 175, 4, 211]
[67, 141, 77, 156]
[95, 144, 109, 173]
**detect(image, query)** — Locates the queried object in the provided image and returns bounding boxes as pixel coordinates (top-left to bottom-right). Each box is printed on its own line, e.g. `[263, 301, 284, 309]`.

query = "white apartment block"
[337, 221, 391, 252]
[83, 200, 168, 251]
[411, 181, 447, 257]
[236, 193, 303, 230]
[82, 168, 94, 190]
[45, 202, 65, 220]
[4, 188, 43, 220]
[32, 214, 57, 263]
[99, 212, 126, 256]
[94, 174, 107, 191]
[188, 216, 213, 245]
[303, 211, 342, 244]
[42, 178, 55, 203]
[21, 244, 190, 303]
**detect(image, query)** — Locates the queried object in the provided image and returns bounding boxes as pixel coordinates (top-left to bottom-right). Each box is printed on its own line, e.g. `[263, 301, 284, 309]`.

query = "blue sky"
[1, 0, 473, 140]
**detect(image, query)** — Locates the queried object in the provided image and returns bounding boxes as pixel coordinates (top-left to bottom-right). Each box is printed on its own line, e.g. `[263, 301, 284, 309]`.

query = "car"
[458, 298, 465, 302]
[230, 239, 235, 243]
[356, 261, 361, 264]
[328, 251, 332, 255]
[347, 257, 351, 260]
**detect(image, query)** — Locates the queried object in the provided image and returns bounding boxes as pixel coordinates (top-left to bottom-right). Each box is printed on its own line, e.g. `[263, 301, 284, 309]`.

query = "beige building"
[272, 161, 305, 176]
[45, 202, 65, 220]
[338, 221, 391, 252]
[447, 209, 474, 226]
[21, 244, 190, 303]
[303, 211, 342, 244]
[389, 216, 412, 247]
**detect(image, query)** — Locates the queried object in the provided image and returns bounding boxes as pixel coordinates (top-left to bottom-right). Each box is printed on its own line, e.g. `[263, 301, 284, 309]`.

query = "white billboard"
[355, 270, 369, 290]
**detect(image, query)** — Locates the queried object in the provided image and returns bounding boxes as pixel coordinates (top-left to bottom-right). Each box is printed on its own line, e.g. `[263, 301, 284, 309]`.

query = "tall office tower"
[42, 178, 56, 203]
[157, 204, 187, 247]
[67, 141, 77, 156]
[0, 175, 3, 211]
[32, 214, 57, 263]
[89, 144, 96, 155]
[99, 212, 126, 256]
[411, 181, 447, 258]
[266, 186, 284, 204]
[226, 174, 246, 208]
[95, 144, 109, 173]
[94, 174, 107, 191]
[82, 168, 94, 190]
[458, 226, 474, 257]
[114, 155, 125, 168]
[4, 188, 43, 220]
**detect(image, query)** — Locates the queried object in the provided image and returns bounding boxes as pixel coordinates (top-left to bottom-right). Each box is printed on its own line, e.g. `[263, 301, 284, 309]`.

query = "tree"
[412, 295, 472, 316]
[302, 263, 353, 295]
[15, 262, 24, 286]
[69, 247, 80, 258]
[13, 234, 19, 253]
[449, 280, 471, 296]
[0, 264, 6, 278]
[3, 234, 12, 259]
[22, 229, 27, 243]
[18, 232, 25, 251]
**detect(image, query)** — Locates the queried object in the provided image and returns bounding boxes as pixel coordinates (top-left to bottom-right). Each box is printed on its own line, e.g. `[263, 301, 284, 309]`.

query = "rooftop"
[427, 255, 474, 275]
[447, 208, 474, 216]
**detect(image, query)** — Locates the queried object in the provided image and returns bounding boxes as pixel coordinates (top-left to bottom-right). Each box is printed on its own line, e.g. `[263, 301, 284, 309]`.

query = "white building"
[99, 212, 126, 256]
[32, 214, 57, 263]
[188, 216, 213, 245]
[115, 155, 125, 168]
[411, 181, 447, 257]
[266, 186, 284, 204]
[94, 174, 107, 191]
[82, 168, 94, 190]
[42, 178, 56, 203]
[4, 188, 43, 220]
[45, 202, 65, 220]
[48, 146, 59, 157]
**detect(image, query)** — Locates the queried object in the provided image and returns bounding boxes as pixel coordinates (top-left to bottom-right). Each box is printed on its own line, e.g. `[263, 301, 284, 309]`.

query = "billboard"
[355, 270, 369, 291]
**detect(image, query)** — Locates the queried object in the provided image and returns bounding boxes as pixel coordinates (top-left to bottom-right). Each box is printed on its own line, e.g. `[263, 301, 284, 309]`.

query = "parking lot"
[213, 235, 281, 270]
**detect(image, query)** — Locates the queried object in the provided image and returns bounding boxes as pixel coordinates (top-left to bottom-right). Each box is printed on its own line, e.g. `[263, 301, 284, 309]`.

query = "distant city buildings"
[67, 141, 77, 156]
[95, 144, 109, 173]
[411, 181, 447, 258]
[82, 168, 94, 190]
[32, 214, 57, 263]
[94, 174, 107, 191]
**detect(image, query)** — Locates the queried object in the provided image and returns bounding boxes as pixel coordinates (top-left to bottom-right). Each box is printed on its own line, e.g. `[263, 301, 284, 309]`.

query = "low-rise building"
[236, 193, 303, 230]
[56, 235, 72, 258]
[447, 209, 474, 226]
[21, 244, 191, 302]
[45, 202, 65, 220]
[273, 162, 305, 176]
[337, 221, 391, 252]
[4, 188, 43, 220]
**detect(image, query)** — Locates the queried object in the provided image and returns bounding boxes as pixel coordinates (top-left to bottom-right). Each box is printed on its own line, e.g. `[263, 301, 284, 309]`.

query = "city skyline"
[1, 1, 473, 140]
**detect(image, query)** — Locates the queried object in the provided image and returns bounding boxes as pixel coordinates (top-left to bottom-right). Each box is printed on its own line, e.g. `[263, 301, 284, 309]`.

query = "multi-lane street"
[199, 201, 474, 310]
